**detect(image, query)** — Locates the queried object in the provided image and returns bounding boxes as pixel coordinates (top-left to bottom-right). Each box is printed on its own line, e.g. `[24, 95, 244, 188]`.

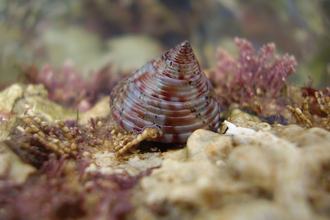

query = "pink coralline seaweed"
[38, 62, 93, 111]
[22, 62, 122, 112]
[211, 38, 297, 108]
[0, 156, 134, 220]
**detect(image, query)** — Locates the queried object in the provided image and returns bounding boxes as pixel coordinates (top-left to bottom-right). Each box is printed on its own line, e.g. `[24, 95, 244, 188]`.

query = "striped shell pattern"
[110, 41, 220, 143]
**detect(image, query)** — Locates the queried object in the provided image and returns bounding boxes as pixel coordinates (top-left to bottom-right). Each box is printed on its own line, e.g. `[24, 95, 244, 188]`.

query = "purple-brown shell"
[109, 41, 220, 143]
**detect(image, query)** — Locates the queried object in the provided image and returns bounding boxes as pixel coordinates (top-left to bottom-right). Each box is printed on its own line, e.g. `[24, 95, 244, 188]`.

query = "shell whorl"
[109, 41, 220, 143]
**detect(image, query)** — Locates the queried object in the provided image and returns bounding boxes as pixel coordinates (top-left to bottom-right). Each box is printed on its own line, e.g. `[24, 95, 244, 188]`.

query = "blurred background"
[0, 0, 329, 88]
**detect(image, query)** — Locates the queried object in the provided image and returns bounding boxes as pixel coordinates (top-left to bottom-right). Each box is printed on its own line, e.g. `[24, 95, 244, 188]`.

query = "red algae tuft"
[210, 38, 297, 111]
[18, 62, 126, 112]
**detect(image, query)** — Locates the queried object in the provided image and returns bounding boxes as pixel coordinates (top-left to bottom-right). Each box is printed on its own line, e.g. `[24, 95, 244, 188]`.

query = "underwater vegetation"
[211, 38, 297, 108]
[18, 62, 126, 112]
[209, 37, 297, 121]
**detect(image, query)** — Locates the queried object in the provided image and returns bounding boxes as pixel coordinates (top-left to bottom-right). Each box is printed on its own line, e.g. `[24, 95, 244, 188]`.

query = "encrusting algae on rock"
[1, 38, 330, 219]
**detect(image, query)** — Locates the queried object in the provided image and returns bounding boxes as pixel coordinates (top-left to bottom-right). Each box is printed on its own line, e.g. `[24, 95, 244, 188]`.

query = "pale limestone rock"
[186, 129, 232, 161]
[2, 81, 329, 220]
[133, 120, 329, 219]
[194, 200, 289, 220]
[219, 109, 262, 133]
[0, 83, 74, 142]
[229, 109, 262, 125]
[139, 158, 221, 208]
[227, 145, 276, 190]
[25, 84, 48, 98]
[0, 142, 36, 185]
[224, 122, 313, 219]
[256, 122, 272, 131]
[85, 151, 162, 177]
[0, 83, 76, 124]
[0, 83, 24, 113]
[162, 147, 188, 161]
[279, 125, 330, 148]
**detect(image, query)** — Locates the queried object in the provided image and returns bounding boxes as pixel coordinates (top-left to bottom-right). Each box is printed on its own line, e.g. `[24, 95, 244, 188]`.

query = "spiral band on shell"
[110, 41, 220, 143]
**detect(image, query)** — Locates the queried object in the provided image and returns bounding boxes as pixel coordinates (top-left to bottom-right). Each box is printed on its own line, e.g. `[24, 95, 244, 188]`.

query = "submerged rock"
[85, 151, 163, 178]
[0, 83, 76, 143]
[0, 83, 76, 124]
[1, 82, 330, 219]
[131, 119, 330, 219]
[0, 142, 36, 184]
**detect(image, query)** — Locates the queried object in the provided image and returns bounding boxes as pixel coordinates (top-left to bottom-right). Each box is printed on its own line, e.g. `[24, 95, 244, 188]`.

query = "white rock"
[0, 143, 36, 185]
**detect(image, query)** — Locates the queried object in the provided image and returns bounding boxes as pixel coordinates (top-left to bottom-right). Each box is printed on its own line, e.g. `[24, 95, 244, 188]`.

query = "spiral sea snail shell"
[110, 41, 220, 144]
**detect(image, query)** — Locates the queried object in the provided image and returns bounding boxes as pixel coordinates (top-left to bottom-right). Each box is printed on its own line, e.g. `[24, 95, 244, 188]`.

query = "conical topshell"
[110, 41, 219, 143]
